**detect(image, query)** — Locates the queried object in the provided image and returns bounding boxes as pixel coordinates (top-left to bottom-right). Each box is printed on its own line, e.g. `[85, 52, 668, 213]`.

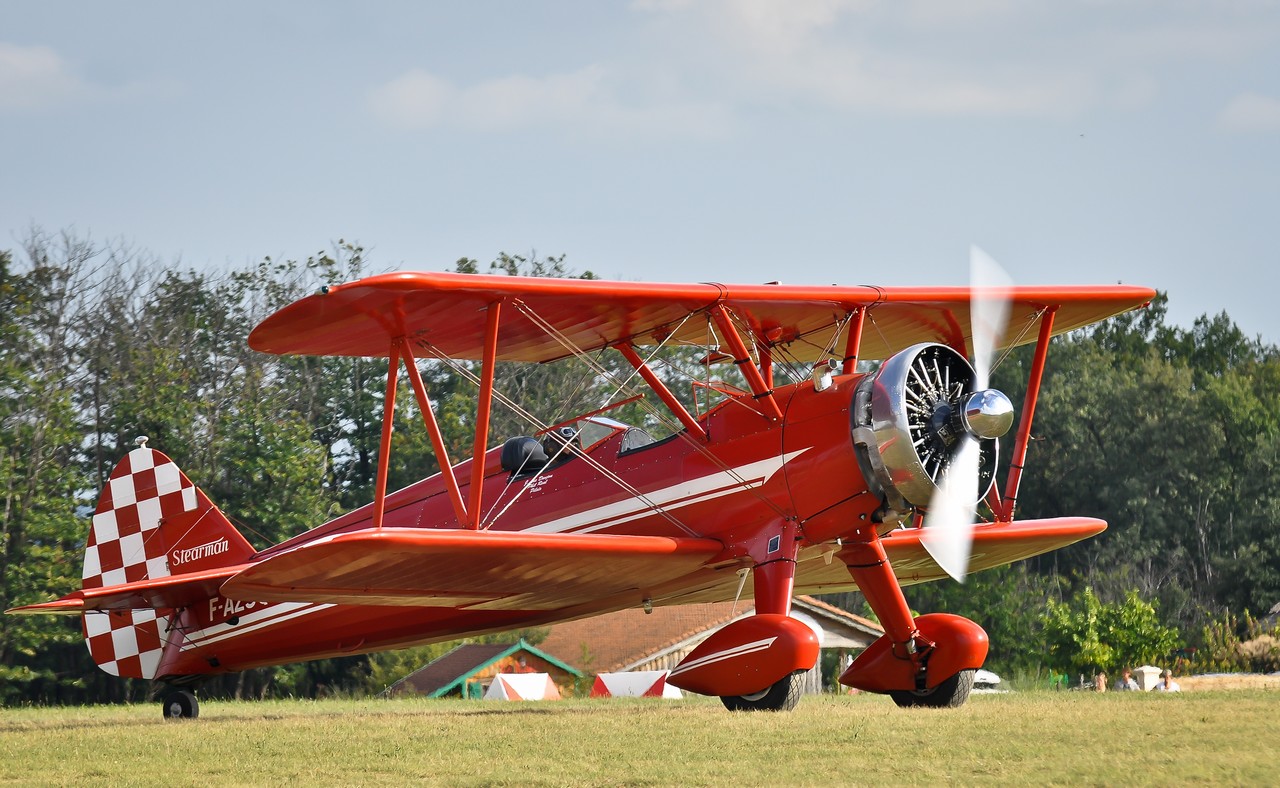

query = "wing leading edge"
[218, 528, 725, 610]
[249, 271, 1156, 362]
[877, 517, 1107, 586]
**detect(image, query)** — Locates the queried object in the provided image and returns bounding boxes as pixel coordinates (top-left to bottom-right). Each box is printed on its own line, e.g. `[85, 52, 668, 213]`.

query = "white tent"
[483, 673, 561, 701]
[591, 670, 683, 699]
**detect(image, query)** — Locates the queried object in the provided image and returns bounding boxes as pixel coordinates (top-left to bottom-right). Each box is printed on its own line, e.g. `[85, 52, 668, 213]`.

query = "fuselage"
[160, 372, 879, 677]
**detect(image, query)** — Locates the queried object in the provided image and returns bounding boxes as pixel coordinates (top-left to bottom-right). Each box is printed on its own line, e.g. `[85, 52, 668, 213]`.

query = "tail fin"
[81, 443, 254, 678]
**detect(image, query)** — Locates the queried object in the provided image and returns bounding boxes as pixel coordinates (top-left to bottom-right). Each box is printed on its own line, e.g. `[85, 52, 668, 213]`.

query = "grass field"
[2, 689, 1276, 786]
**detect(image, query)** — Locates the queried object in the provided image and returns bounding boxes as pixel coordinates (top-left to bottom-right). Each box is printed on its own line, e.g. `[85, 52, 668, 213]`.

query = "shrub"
[1193, 611, 1280, 673]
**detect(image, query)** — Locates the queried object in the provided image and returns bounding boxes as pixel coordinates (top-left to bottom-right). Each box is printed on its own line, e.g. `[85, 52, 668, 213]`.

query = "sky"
[3, 1, 1279, 344]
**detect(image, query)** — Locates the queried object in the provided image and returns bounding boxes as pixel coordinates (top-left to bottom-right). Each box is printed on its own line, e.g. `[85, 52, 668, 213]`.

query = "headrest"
[500, 436, 549, 473]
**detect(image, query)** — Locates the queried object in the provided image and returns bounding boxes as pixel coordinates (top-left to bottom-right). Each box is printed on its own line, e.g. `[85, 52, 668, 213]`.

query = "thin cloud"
[367, 65, 729, 140]
[1217, 92, 1280, 133]
[632, 1, 1280, 119]
[634, 1, 1095, 117]
[0, 42, 86, 111]
[367, 69, 454, 129]
[0, 41, 181, 113]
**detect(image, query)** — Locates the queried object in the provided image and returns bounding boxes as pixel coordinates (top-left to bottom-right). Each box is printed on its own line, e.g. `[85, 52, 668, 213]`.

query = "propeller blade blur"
[921, 436, 980, 582]
[969, 245, 1012, 391]
[919, 247, 1013, 581]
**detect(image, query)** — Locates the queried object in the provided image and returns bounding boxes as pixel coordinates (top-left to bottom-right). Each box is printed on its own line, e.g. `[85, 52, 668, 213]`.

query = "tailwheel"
[161, 689, 200, 720]
[720, 670, 805, 712]
[889, 669, 975, 709]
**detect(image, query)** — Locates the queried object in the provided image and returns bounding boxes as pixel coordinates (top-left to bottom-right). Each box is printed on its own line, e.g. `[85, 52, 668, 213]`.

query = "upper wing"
[248, 271, 1156, 362]
[219, 528, 724, 610]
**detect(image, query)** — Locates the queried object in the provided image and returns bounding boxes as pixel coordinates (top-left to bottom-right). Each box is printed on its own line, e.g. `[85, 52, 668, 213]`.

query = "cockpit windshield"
[501, 416, 663, 476]
[574, 417, 627, 450]
[558, 416, 657, 455]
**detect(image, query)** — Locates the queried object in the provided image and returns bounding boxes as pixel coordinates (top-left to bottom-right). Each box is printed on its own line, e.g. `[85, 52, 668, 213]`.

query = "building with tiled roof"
[386, 639, 583, 699]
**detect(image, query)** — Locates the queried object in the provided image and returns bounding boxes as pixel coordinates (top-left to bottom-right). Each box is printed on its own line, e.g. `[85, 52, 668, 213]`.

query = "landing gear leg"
[839, 538, 987, 704]
[841, 538, 928, 673]
[715, 547, 812, 712]
[751, 555, 797, 616]
[161, 689, 200, 720]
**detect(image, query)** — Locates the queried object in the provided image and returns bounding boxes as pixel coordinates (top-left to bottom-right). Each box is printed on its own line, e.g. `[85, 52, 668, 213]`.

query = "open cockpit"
[499, 416, 659, 477]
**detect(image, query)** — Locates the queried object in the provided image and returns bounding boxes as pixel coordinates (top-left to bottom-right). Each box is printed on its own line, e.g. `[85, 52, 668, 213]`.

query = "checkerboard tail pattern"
[80, 446, 196, 679]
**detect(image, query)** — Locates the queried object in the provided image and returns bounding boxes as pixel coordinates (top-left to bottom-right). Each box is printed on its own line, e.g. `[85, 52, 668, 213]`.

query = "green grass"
[2, 690, 1276, 786]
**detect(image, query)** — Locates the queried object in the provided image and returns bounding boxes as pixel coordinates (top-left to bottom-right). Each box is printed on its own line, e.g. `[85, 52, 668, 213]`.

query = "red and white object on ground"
[591, 671, 682, 699]
[483, 673, 561, 701]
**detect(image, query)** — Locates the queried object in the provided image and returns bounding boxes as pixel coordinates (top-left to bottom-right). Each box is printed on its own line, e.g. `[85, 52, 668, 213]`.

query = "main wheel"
[720, 671, 806, 712]
[889, 668, 975, 709]
[161, 689, 200, 720]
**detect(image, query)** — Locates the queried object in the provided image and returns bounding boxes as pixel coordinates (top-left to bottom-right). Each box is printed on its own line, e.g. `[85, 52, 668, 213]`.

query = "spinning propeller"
[920, 246, 1015, 582]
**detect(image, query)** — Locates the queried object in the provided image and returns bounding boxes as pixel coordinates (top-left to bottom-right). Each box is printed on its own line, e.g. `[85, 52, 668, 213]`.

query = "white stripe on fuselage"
[179, 601, 334, 652]
[525, 449, 807, 535]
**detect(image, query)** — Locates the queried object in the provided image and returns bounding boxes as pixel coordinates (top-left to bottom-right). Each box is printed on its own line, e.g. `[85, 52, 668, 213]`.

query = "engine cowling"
[851, 343, 1004, 521]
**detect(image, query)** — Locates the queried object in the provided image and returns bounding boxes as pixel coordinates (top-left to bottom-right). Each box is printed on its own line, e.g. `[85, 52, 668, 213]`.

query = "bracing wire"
[412, 337, 701, 535]
[512, 301, 791, 519]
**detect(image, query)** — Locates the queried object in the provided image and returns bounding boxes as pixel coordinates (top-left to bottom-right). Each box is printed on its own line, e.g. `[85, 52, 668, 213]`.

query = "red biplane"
[9, 250, 1154, 718]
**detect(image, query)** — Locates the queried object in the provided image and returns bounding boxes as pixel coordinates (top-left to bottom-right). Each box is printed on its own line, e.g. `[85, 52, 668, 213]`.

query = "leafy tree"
[1042, 587, 1181, 675]
[1194, 610, 1280, 673]
[1007, 294, 1280, 635]
[0, 241, 101, 702]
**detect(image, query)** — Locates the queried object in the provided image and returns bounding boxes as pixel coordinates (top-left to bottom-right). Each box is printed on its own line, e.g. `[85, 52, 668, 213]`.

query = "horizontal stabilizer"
[6, 598, 86, 616]
[221, 528, 723, 610]
[6, 565, 251, 616]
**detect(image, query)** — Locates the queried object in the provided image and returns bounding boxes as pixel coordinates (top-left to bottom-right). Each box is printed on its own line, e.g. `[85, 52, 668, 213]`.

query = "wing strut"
[371, 304, 501, 531]
[709, 305, 783, 421]
[757, 341, 774, 389]
[841, 307, 866, 374]
[399, 338, 469, 527]
[468, 301, 502, 529]
[991, 305, 1058, 521]
[372, 340, 401, 529]
[616, 343, 708, 441]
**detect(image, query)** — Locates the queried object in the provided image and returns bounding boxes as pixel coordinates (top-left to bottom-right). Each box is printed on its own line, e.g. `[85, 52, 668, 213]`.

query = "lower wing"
[219, 528, 724, 610]
[8, 519, 1099, 616]
[880, 517, 1106, 585]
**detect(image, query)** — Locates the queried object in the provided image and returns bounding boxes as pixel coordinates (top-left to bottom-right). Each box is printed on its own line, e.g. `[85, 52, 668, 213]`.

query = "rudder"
[81, 442, 255, 679]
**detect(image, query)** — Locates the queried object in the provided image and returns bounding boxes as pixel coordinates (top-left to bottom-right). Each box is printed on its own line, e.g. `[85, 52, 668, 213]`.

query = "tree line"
[2, 229, 1277, 703]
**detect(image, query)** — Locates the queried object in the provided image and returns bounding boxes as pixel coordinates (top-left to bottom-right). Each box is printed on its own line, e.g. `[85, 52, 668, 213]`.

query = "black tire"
[889, 668, 975, 709]
[720, 671, 806, 712]
[162, 689, 200, 720]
